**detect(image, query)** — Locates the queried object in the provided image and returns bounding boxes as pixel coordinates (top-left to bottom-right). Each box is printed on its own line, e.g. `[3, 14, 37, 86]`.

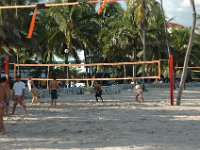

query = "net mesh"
[14, 60, 160, 82]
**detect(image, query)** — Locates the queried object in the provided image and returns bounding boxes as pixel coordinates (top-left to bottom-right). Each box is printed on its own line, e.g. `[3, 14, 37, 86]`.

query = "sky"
[118, 0, 200, 26]
[40, 0, 200, 26]
[162, 0, 200, 26]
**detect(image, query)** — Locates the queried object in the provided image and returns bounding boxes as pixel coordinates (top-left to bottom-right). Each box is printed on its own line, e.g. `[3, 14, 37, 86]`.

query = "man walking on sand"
[11, 76, 27, 115]
[49, 77, 59, 106]
[0, 77, 6, 133]
[93, 81, 104, 102]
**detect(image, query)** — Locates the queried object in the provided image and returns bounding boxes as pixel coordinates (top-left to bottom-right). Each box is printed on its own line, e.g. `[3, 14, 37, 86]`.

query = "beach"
[1, 87, 200, 150]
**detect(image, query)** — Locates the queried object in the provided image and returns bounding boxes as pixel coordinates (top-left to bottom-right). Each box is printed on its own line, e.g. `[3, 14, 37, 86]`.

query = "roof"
[166, 22, 185, 28]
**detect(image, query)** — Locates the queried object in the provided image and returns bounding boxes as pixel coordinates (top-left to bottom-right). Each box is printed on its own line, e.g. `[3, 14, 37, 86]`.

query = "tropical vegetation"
[0, 1, 200, 93]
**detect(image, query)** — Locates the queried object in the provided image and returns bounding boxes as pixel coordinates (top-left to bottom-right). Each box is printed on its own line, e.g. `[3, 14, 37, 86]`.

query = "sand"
[0, 87, 200, 150]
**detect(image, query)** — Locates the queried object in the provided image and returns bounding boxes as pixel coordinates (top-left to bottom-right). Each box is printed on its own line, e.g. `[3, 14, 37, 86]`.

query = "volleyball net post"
[169, 54, 174, 106]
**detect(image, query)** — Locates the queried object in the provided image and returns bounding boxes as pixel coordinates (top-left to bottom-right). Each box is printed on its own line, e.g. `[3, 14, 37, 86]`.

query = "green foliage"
[0, 0, 200, 79]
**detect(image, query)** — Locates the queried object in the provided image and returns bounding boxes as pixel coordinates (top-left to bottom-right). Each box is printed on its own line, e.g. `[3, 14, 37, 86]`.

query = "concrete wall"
[23, 87, 84, 99]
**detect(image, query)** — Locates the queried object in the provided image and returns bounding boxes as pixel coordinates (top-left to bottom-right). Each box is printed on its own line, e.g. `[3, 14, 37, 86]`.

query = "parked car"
[70, 82, 85, 87]
[75, 82, 86, 87]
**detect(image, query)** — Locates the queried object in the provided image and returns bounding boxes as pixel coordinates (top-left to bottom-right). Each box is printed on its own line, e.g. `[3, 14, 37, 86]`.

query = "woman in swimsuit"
[27, 75, 41, 105]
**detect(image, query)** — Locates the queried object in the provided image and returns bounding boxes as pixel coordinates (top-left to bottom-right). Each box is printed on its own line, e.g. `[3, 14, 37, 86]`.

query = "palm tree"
[38, 0, 98, 79]
[126, 0, 162, 74]
[0, 0, 41, 77]
[97, 3, 132, 83]
[176, 0, 197, 105]
[126, 0, 164, 83]
[0, 0, 40, 58]
[170, 28, 190, 67]
[48, 0, 83, 61]
[191, 16, 200, 66]
[99, 2, 128, 62]
[159, 0, 170, 55]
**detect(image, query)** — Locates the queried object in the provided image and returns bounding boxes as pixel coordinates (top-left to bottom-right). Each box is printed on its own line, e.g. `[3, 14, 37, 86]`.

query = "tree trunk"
[47, 66, 50, 89]
[142, 0, 146, 90]
[46, 51, 53, 88]
[49, 51, 53, 78]
[160, 0, 170, 55]
[133, 48, 137, 80]
[83, 49, 89, 87]
[123, 65, 126, 84]
[176, 0, 196, 105]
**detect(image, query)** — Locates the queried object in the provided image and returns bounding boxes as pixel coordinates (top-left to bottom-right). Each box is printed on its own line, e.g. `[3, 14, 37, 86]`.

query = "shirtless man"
[11, 76, 27, 115]
[93, 81, 103, 102]
[27, 75, 41, 105]
[134, 81, 144, 102]
[49, 77, 59, 106]
[0, 77, 6, 133]
[2, 77, 10, 116]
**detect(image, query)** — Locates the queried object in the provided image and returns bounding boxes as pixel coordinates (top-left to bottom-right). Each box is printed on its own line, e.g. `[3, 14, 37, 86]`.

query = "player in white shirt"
[11, 76, 27, 115]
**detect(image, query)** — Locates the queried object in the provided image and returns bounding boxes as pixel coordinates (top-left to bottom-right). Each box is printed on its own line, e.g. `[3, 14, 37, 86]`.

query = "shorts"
[95, 90, 102, 97]
[0, 101, 5, 108]
[136, 89, 143, 94]
[13, 96, 24, 106]
[5, 99, 9, 107]
[51, 90, 58, 99]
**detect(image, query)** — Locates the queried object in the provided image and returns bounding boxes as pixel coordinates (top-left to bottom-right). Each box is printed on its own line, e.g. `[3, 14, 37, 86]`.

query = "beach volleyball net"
[14, 60, 160, 85]
[175, 66, 200, 82]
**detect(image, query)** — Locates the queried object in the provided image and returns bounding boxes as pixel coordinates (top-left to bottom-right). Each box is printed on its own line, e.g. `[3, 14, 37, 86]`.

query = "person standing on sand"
[49, 77, 59, 106]
[2, 77, 10, 116]
[93, 81, 104, 102]
[0, 77, 7, 133]
[11, 76, 28, 115]
[27, 75, 41, 105]
[134, 81, 144, 102]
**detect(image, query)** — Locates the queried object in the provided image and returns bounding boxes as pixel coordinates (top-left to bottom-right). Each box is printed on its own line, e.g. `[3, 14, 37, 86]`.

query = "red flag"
[97, 0, 107, 14]
[27, 7, 37, 38]
[4, 56, 9, 78]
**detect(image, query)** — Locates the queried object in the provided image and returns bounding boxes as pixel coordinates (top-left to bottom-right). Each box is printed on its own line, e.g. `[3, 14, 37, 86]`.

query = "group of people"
[94, 80, 145, 103]
[0, 75, 28, 131]
[0, 75, 60, 134]
[0, 74, 144, 134]
[27, 75, 60, 107]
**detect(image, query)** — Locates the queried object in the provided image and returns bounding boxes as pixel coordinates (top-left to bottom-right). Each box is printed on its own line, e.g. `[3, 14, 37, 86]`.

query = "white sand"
[1, 88, 200, 150]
